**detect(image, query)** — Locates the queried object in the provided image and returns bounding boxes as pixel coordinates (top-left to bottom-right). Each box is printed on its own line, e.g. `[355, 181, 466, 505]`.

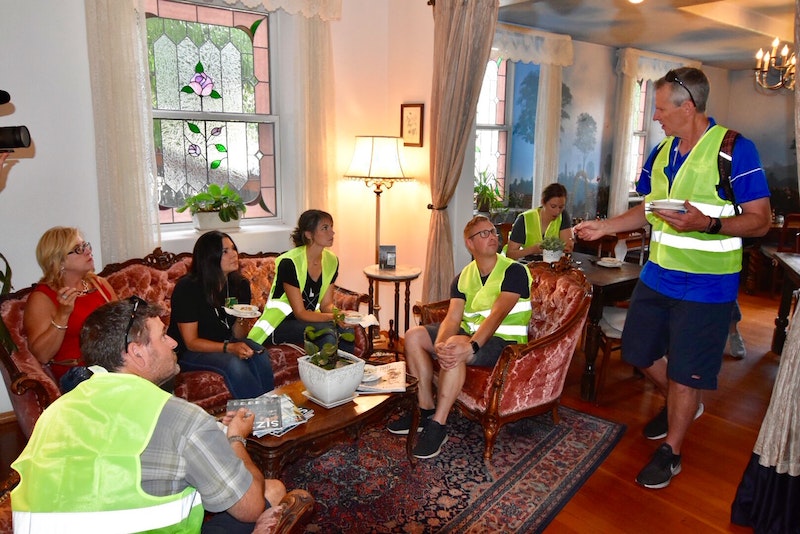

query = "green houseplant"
[541, 236, 566, 263]
[474, 169, 504, 213]
[302, 309, 356, 370]
[177, 183, 246, 229]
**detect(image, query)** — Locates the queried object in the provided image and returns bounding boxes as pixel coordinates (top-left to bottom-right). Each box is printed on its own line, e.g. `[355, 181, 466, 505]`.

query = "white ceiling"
[498, 0, 795, 70]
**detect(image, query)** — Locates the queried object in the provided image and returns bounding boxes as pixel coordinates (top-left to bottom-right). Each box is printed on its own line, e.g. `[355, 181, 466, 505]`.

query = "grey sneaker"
[727, 331, 747, 359]
[643, 402, 704, 440]
[412, 420, 448, 459]
[636, 443, 681, 489]
[387, 412, 429, 435]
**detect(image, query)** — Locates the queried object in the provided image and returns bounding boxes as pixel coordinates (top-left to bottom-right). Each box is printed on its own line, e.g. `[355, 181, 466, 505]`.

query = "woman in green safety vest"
[248, 210, 354, 352]
[505, 183, 574, 260]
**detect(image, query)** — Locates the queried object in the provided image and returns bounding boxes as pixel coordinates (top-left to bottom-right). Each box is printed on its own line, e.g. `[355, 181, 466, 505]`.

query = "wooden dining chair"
[750, 214, 800, 295]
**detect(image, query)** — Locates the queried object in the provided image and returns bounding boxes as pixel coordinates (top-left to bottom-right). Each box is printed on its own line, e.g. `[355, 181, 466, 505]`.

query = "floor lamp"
[344, 136, 411, 339]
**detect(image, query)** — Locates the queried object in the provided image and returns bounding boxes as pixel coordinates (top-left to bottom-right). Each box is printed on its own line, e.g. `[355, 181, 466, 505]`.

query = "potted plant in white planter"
[541, 236, 566, 263]
[176, 183, 246, 231]
[297, 310, 364, 406]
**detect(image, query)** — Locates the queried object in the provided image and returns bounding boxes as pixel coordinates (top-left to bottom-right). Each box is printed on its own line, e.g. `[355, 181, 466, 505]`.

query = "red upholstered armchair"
[416, 260, 592, 459]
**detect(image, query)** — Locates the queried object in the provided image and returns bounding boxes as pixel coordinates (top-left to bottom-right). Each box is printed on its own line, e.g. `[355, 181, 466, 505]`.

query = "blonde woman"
[23, 227, 117, 390]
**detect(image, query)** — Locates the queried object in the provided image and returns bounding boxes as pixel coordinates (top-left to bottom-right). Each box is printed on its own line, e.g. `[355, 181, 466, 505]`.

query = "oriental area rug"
[282, 407, 625, 533]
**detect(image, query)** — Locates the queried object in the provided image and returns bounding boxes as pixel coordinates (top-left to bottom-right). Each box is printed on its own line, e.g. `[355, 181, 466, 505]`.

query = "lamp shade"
[344, 136, 410, 181]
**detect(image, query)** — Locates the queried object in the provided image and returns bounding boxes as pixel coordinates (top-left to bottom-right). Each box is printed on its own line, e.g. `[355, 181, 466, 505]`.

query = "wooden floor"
[0, 290, 782, 532]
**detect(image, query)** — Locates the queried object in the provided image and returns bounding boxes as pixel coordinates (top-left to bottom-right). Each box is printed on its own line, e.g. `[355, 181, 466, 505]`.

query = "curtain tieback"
[427, 204, 448, 210]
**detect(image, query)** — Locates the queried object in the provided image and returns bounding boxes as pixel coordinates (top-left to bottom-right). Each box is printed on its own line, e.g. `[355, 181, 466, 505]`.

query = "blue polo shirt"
[636, 118, 770, 302]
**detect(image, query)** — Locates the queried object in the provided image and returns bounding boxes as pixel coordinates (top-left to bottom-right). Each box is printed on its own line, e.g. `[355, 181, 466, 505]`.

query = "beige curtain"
[422, 0, 499, 303]
[85, 0, 160, 262]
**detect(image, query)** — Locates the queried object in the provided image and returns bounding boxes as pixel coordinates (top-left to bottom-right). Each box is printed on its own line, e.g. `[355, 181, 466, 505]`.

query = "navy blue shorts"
[621, 281, 733, 390]
[423, 323, 513, 367]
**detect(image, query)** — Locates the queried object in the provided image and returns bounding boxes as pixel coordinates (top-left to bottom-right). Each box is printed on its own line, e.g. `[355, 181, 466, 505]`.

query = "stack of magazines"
[226, 394, 314, 438]
[357, 361, 407, 394]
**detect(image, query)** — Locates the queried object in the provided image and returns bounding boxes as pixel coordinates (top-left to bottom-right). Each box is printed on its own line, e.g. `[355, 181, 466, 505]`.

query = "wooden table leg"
[581, 297, 604, 402]
[771, 273, 795, 354]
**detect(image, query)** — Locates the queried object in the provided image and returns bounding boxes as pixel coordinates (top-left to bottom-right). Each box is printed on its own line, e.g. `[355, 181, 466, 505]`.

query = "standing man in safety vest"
[387, 215, 532, 459]
[12, 297, 286, 533]
[575, 67, 771, 489]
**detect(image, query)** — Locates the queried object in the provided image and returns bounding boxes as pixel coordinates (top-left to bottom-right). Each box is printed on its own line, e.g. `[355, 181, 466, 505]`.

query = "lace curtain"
[491, 23, 573, 212]
[607, 48, 701, 217]
[84, 0, 336, 262]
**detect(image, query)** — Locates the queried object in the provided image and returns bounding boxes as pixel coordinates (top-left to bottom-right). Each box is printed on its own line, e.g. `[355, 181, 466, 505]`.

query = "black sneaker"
[643, 403, 704, 440]
[387, 412, 429, 435]
[412, 420, 448, 459]
[635, 443, 681, 489]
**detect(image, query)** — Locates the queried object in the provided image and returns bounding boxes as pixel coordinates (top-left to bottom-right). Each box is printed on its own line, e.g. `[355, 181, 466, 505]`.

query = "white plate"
[223, 307, 261, 319]
[597, 258, 624, 268]
[650, 200, 686, 212]
[301, 390, 358, 409]
[343, 311, 363, 325]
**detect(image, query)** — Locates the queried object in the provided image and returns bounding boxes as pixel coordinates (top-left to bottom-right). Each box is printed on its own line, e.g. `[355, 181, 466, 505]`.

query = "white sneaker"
[727, 331, 746, 359]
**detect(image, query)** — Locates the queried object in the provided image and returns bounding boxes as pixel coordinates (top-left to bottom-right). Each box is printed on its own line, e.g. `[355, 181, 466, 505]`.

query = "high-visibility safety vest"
[645, 125, 742, 275]
[458, 255, 532, 343]
[249, 247, 338, 344]
[12, 370, 204, 534]
[502, 208, 562, 255]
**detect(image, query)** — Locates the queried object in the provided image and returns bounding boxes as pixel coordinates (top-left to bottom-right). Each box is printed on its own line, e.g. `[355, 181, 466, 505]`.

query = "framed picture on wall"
[400, 103, 424, 147]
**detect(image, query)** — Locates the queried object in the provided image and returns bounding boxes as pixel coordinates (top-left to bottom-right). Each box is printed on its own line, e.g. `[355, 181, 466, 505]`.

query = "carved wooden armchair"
[417, 260, 592, 459]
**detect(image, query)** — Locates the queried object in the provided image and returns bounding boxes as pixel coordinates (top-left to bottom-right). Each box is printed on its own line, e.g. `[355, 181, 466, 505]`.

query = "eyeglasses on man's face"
[665, 70, 697, 109]
[67, 241, 92, 255]
[124, 295, 148, 349]
[468, 228, 499, 240]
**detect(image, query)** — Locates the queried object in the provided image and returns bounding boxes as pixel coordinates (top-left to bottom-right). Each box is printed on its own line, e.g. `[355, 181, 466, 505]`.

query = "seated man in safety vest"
[387, 215, 532, 459]
[12, 297, 286, 534]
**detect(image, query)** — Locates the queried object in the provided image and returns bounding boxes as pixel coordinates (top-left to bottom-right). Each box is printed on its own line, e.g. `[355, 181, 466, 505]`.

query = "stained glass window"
[145, 0, 277, 224]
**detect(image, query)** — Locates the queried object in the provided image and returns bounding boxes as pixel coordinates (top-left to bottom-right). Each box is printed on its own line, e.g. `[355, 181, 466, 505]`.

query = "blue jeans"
[179, 339, 274, 398]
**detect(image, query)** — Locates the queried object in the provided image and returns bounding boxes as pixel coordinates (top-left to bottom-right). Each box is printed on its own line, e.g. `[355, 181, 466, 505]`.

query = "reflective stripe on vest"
[645, 125, 742, 274]
[248, 247, 338, 344]
[12, 490, 203, 534]
[458, 256, 532, 343]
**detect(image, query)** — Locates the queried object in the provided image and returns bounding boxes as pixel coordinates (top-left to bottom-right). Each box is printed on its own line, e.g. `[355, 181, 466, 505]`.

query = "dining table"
[568, 252, 643, 402]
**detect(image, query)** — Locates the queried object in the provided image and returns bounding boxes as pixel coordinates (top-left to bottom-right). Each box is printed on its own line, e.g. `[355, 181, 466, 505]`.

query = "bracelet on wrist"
[51, 319, 68, 330]
[228, 435, 247, 447]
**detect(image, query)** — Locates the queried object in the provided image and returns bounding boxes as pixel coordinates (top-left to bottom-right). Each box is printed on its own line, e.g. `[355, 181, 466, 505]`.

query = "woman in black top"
[168, 231, 274, 398]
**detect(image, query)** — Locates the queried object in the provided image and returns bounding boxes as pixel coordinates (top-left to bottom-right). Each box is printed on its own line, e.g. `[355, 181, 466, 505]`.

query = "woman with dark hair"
[504, 183, 574, 259]
[168, 231, 274, 398]
[248, 209, 353, 352]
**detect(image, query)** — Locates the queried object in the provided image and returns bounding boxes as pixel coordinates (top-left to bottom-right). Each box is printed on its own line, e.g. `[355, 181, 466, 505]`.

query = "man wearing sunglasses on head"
[574, 67, 771, 489]
[12, 297, 287, 533]
[387, 215, 532, 459]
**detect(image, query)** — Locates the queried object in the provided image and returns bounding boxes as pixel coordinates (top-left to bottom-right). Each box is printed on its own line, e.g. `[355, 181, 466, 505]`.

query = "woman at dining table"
[248, 209, 354, 353]
[23, 226, 118, 392]
[504, 182, 574, 259]
[168, 230, 274, 399]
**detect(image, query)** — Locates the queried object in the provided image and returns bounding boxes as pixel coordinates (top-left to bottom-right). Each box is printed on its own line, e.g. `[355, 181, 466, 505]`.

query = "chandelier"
[754, 37, 796, 91]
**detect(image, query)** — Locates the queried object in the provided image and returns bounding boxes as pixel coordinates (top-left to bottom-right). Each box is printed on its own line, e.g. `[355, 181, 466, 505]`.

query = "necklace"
[76, 279, 93, 296]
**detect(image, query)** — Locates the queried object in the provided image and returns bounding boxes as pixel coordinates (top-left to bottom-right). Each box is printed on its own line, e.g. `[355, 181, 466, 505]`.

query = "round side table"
[363, 264, 422, 346]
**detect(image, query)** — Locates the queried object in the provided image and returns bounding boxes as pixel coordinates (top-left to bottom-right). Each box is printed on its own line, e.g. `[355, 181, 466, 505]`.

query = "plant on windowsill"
[297, 309, 365, 405]
[474, 168, 504, 214]
[177, 183, 246, 230]
[541, 236, 566, 263]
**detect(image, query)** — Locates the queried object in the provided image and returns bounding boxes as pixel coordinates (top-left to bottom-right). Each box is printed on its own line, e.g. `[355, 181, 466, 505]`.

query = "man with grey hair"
[12, 296, 285, 533]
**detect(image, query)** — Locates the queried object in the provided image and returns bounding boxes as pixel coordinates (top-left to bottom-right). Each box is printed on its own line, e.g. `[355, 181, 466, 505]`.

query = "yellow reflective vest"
[458, 255, 532, 343]
[249, 246, 338, 344]
[503, 208, 562, 255]
[646, 125, 741, 275]
[12, 371, 204, 533]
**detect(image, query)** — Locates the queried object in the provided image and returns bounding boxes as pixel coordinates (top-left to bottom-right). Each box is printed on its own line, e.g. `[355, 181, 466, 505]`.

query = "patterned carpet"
[282, 406, 625, 533]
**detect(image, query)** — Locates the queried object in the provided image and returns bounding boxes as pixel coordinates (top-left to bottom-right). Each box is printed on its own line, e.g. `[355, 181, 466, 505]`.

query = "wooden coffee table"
[246, 377, 419, 478]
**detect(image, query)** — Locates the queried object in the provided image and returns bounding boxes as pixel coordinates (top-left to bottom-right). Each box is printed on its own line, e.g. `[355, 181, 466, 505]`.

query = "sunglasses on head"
[665, 70, 697, 109]
[124, 295, 148, 348]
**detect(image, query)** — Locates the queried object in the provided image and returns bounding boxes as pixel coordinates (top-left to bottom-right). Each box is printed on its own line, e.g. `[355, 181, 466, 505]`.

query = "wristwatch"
[228, 435, 247, 447]
[706, 217, 722, 234]
[470, 340, 480, 354]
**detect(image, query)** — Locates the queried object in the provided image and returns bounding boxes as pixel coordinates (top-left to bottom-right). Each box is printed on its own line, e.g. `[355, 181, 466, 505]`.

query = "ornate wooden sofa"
[416, 259, 592, 459]
[0, 248, 370, 438]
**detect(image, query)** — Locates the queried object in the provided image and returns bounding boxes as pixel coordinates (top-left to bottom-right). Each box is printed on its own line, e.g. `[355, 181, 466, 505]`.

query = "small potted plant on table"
[541, 236, 566, 263]
[297, 309, 364, 406]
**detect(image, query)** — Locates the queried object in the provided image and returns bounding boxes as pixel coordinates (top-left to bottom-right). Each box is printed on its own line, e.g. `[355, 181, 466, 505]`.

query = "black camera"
[0, 90, 31, 152]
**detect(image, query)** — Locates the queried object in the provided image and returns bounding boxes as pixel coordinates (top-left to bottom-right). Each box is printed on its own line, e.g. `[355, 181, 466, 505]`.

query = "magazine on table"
[357, 361, 407, 394]
[253, 394, 314, 438]
[226, 396, 282, 434]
